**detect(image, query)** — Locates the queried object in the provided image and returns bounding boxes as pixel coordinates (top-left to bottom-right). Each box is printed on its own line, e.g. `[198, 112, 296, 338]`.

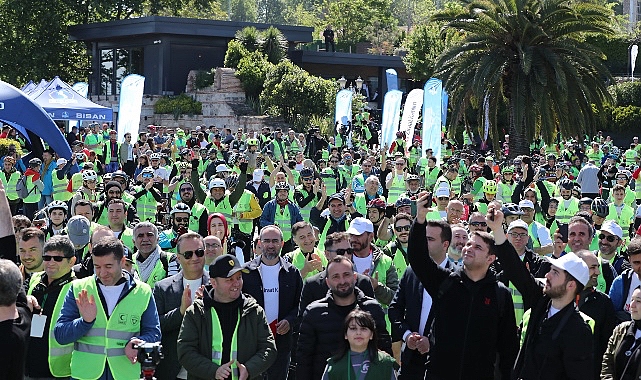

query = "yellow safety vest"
[133, 252, 173, 287]
[189, 203, 208, 234]
[295, 185, 318, 222]
[52, 170, 73, 201]
[274, 203, 293, 242]
[204, 195, 233, 222]
[28, 272, 75, 377]
[0, 170, 20, 201]
[134, 186, 159, 223]
[232, 190, 254, 235]
[287, 247, 328, 279]
[554, 197, 579, 224]
[386, 175, 406, 205]
[211, 308, 240, 380]
[70, 276, 152, 380]
[318, 218, 350, 251]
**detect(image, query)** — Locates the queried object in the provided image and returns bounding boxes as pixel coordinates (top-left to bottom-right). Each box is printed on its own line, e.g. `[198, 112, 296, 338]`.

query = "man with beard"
[260, 182, 304, 254]
[554, 179, 580, 224]
[487, 204, 594, 379]
[408, 193, 518, 380]
[596, 220, 630, 277]
[311, 190, 353, 251]
[447, 224, 468, 268]
[106, 199, 135, 252]
[242, 225, 302, 380]
[93, 181, 139, 226]
[134, 221, 179, 287]
[388, 218, 454, 379]
[159, 203, 195, 254]
[297, 255, 391, 379]
[382, 213, 412, 278]
[176, 182, 208, 237]
[400, 174, 422, 200]
[19, 227, 45, 287]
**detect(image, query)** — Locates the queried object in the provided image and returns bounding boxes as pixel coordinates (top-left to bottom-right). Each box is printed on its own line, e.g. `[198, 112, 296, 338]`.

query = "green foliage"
[154, 94, 202, 120]
[229, 0, 258, 21]
[309, 115, 335, 137]
[257, 0, 286, 23]
[595, 104, 641, 133]
[224, 40, 250, 69]
[0, 139, 22, 159]
[584, 34, 629, 75]
[324, 0, 395, 51]
[260, 60, 336, 128]
[262, 26, 288, 64]
[433, 0, 615, 157]
[235, 27, 263, 53]
[608, 81, 641, 107]
[194, 69, 214, 89]
[402, 23, 462, 82]
[236, 52, 274, 99]
[148, 0, 227, 18]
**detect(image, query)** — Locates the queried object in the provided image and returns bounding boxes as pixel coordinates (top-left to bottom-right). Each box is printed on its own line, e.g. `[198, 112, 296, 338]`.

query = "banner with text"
[399, 89, 424, 148]
[422, 78, 443, 162]
[380, 90, 403, 148]
[117, 74, 145, 144]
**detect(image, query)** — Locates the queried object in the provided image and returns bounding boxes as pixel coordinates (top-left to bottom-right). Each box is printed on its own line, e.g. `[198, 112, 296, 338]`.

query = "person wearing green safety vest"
[614, 170, 637, 207]
[227, 174, 262, 261]
[504, 220, 552, 325]
[286, 221, 327, 279]
[259, 182, 304, 254]
[177, 254, 277, 380]
[284, 129, 304, 156]
[385, 157, 408, 205]
[519, 199, 554, 256]
[0, 156, 22, 215]
[353, 176, 385, 217]
[93, 181, 140, 227]
[294, 168, 321, 222]
[606, 184, 635, 235]
[20, 158, 45, 220]
[435, 165, 460, 197]
[407, 139, 421, 174]
[25, 235, 77, 379]
[83, 123, 102, 154]
[339, 152, 360, 180]
[52, 157, 75, 202]
[595, 220, 631, 286]
[473, 179, 498, 215]
[497, 166, 517, 203]
[490, 208, 599, 379]
[554, 179, 580, 224]
[134, 221, 180, 287]
[422, 156, 441, 191]
[104, 199, 135, 252]
[53, 236, 161, 380]
[175, 181, 209, 237]
[159, 203, 197, 254]
[381, 213, 412, 279]
[168, 161, 193, 208]
[43, 201, 69, 240]
[624, 143, 639, 167]
[364, 198, 392, 249]
[191, 160, 249, 222]
[133, 167, 163, 223]
[311, 189, 354, 252]
[264, 129, 288, 161]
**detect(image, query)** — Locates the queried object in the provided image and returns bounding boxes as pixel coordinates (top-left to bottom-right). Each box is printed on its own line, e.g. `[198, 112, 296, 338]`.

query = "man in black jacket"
[297, 255, 391, 380]
[486, 204, 595, 380]
[242, 225, 302, 380]
[408, 192, 518, 380]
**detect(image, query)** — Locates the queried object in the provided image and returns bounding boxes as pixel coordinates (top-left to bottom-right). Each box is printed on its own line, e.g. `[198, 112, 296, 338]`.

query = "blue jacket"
[54, 271, 161, 378]
[40, 159, 57, 195]
[259, 199, 303, 229]
[609, 269, 635, 322]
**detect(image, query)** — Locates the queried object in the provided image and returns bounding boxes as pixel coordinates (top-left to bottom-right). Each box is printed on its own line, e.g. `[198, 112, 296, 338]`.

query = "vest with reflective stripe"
[498, 181, 516, 203]
[624, 149, 638, 166]
[528, 222, 541, 249]
[0, 170, 20, 201]
[554, 197, 579, 224]
[134, 186, 159, 223]
[322, 173, 337, 199]
[386, 243, 408, 279]
[509, 281, 524, 324]
[52, 170, 73, 201]
[288, 247, 328, 279]
[519, 308, 594, 347]
[23, 176, 41, 203]
[370, 254, 392, 306]
[295, 186, 317, 222]
[70, 276, 151, 380]
[353, 193, 381, 217]
[318, 218, 350, 251]
[133, 253, 171, 286]
[70, 172, 83, 193]
[425, 167, 440, 191]
[387, 175, 406, 205]
[606, 203, 635, 228]
[232, 191, 253, 234]
[274, 204, 293, 241]
[189, 203, 207, 234]
[28, 272, 75, 377]
[204, 195, 233, 222]
[450, 175, 462, 197]
[211, 308, 240, 380]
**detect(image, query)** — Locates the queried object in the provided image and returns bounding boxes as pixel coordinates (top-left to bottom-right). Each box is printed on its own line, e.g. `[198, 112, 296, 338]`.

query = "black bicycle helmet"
[591, 198, 609, 218]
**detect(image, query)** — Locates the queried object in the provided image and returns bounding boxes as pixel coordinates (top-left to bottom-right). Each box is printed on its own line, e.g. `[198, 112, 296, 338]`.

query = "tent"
[30, 77, 113, 122]
[0, 80, 72, 159]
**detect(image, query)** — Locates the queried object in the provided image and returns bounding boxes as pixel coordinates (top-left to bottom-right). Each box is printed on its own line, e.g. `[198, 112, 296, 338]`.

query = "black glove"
[239, 161, 248, 173]
[385, 205, 396, 219]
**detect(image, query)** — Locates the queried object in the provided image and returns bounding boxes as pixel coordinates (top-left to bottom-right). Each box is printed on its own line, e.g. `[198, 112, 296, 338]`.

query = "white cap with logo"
[545, 253, 590, 286]
[347, 217, 374, 235]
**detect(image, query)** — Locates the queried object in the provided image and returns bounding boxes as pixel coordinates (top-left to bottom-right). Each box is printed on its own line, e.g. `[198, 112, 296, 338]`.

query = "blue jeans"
[37, 194, 53, 213]
[104, 162, 120, 173]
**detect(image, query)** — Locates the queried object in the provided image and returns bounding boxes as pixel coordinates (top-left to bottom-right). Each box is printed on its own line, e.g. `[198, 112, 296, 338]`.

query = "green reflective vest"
[211, 308, 240, 380]
[287, 247, 328, 279]
[133, 186, 159, 223]
[28, 272, 75, 377]
[189, 203, 208, 234]
[232, 191, 254, 235]
[606, 203, 635, 229]
[387, 175, 406, 205]
[133, 252, 172, 286]
[509, 281, 524, 325]
[318, 218, 350, 251]
[354, 193, 384, 217]
[274, 203, 293, 241]
[554, 197, 579, 224]
[295, 186, 318, 222]
[0, 170, 20, 201]
[204, 195, 233, 222]
[70, 276, 152, 380]
[52, 170, 73, 201]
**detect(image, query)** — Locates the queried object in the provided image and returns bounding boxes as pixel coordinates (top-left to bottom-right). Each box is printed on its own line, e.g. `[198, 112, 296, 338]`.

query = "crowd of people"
[2, 120, 641, 380]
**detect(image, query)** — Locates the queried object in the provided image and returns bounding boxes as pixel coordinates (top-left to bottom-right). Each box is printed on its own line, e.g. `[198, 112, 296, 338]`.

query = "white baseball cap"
[253, 169, 264, 182]
[347, 217, 374, 235]
[435, 186, 450, 198]
[216, 164, 230, 172]
[56, 158, 67, 166]
[507, 220, 529, 233]
[600, 220, 623, 239]
[545, 253, 590, 286]
[518, 199, 535, 209]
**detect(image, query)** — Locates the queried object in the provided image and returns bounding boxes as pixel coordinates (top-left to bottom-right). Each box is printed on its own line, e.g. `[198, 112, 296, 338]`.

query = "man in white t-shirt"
[609, 237, 641, 323]
[241, 225, 303, 380]
[153, 232, 209, 380]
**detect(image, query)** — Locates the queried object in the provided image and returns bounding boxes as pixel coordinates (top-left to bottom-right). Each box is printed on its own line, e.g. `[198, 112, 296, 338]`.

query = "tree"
[235, 27, 264, 52]
[261, 26, 288, 64]
[433, 0, 614, 157]
[323, 0, 395, 51]
[402, 23, 462, 82]
[229, 0, 258, 22]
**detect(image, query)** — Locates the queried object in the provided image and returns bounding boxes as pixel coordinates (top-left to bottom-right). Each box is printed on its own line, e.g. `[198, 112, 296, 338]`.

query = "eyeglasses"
[598, 234, 618, 242]
[43, 255, 70, 262]
[179, 249, 205, 260]
[180, 187, 192, 192]
[327, 248, 354, 256]
[174, 217, 189, 223]
[395, 163, 405, 166]
[469, 221, 487, 227]
[330, 160, 339, 164]
[205, 243, 222, 249]
[509, 232, 529, 239]
[437, 197, 449, 201]
[302, 177, 313, 181]
[395, 225, 411, 232]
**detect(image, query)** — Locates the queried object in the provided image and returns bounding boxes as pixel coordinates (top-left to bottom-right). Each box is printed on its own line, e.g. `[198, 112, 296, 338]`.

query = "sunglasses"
[469, 221, 487, 227]
[437, 197, 449, 201]
[43, 255, 70, 262]
[302, 177, 313, 181]
[395, 225, 411, 232]
[332, 248, 354, 256]
[174, 217, 189, 223]
[179, 249, 205, 259]
[598, 234, 618, 242]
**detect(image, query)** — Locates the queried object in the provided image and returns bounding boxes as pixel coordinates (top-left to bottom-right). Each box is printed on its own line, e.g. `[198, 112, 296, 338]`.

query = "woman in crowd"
[602, 286, 641, 379]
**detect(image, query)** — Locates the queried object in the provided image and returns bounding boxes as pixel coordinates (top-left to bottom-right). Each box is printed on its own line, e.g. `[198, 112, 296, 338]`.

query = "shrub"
[608, 81, 641, 107]
[0, 139, 22, 158]
[236, 51, 273, 99]
[193, 69, 214, 89]
[154, 94, 202, 120]
[224, 40, 249, 69]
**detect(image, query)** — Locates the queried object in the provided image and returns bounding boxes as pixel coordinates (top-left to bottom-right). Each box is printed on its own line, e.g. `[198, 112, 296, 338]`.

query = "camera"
[135, 342, 163, 380]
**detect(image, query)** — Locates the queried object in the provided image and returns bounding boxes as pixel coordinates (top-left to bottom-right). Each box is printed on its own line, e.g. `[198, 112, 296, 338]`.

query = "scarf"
[137, 245, 160, 282]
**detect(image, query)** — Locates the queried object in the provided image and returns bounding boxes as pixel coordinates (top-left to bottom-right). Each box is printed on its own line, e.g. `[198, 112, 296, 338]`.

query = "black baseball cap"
[209, 254, 249, 278]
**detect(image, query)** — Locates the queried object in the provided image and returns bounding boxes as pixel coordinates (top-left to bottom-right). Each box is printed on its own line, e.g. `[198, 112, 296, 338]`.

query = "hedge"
[154, 94, 202, 120]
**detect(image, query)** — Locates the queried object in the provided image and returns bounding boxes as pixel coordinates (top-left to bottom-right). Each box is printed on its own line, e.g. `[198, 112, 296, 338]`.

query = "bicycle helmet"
[469, 164, 483, 174]
[579, 197, 593, 205]
[112, 170, 128, 181]
[558, 179, 574, 190]
[610, 146, 621, 160]
[367, 198, 387, 210]
[82, 170, 97, 182]
[405, 174, 420, 182]
[225, 174, 239, 189]
[591, 198, 609, 218]
[47, 200, 68, 213]
[300, 167, 314, 178]
[170, 202, 191, 216]
[482, 181, 498, 194]
[502, 166, 515, 174]
[141, 167, 155, 176]
[150, 153, 161, 160]
[395, 197, 412, 208]
[274, 182, 290, 191]
[208, 178, 226, 190]
[501, 203, 524, 216]
[616, 170, 631, 180]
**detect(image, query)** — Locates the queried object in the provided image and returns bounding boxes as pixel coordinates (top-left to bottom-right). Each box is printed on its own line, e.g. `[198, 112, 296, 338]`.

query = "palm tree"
[261, 26, 288, 64]
[433, 0, 614, 157]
